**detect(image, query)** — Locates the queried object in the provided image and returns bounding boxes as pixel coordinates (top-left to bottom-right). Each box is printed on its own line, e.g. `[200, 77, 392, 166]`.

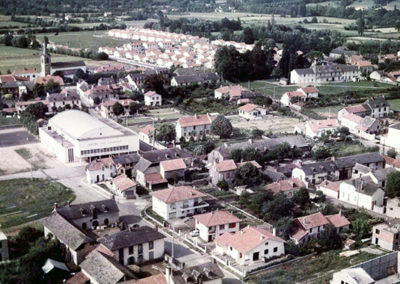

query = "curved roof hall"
[49, 110, 122, 140]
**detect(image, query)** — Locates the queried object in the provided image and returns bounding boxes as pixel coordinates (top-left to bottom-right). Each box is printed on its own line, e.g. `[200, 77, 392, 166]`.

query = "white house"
[209, 159, 237, 185]
[215, 226, 285, 265]
[98, 226, 165, 265]
[194, 210, 241, 242]
[238, 103, 267, 120]
[290, 64, 361, 84]
[339, 178, 385, 211]
[176, 114, 214, 140]
[86, 158, 116, 184]
[290, 211, 350, 244]
[303, 119, 340, 138]
[139, 125, 156, 145]
[382, 123, 400, 152]
[144, 91, 162, 106]
[150, 186, 208, 220]
[331, 268, 374, 284]
[12, 68, 40, 81]
[110, 174, 136, 199]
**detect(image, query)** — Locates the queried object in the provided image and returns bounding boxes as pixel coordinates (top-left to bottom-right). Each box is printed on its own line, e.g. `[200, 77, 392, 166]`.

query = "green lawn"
[0, 179, 75, 229]
[240, 80, 297, 99]
[248, 250, 386, 284]
[389, 98, 400, 111]
[0, 45, 96, 74]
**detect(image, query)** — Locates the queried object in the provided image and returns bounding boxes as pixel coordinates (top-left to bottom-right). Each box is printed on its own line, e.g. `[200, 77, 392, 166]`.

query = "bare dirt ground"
[229, 115, 303, 134]
[0, 128, 64, 175]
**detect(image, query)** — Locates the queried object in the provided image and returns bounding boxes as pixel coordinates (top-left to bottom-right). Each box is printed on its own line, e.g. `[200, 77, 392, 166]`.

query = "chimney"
[259, 235, 264, 240]
[303, 217, 307, 224]
[273, 227, 277, 236]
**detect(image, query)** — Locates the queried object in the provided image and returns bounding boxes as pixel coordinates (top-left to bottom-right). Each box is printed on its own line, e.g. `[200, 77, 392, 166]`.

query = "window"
[376, 229, 380, 234]
[138, 244, 143, 253]
[219, 225, 224, 230]
[264, 249, 269, 255]
[229, 223, 236, 228]
[273, 247, 278, 253]
[129, 246, 133, 254]
[149, 241, 154, 250]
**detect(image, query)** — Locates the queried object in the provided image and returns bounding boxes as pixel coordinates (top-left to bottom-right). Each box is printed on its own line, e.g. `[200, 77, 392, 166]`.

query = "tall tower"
[40, 37, 51, 76]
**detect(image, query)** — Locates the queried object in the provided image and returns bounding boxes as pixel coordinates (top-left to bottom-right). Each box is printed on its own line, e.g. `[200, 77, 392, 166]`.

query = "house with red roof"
[194, 210, 241, 242]
[338, 104, 369, 120]
[238, 103, 267, 120]
[339, 113, 382, 140]
[317, 179, 342, 199]
[210, 159, 237, 185]
[264, 178, 305, 198]
[98, 99, 134, 118]
[160, 158, 187, 180]
[110, 174, 136, 199]
[290, 211, 350, 244]
[144, 91, 162, 106]
[176, 113, 214, 140]
[150, 186, 208, 219]
[215, 226, 285, 265]
[12, 68, 40, 81]
[86, 157, 116, 184]
[297, 119, 340, 138]
[139, 125, 156, 144]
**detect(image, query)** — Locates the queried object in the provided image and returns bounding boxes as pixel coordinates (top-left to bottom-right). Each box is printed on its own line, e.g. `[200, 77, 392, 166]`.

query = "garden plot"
[229, 115, 303, 134]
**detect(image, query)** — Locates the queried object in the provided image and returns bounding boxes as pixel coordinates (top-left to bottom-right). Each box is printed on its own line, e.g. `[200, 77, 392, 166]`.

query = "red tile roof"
[194, 211, 240, 227]
[35, 75, 65, 86]
[87, 158, 114, 171]
[160, 158, 187, 172]
[264, 178, 305, 195]
[12, 68, 37, 75]
[238, 103, 259, 113]
[215, 226, 284, 254]
[344, 104, 367, 114]
[133, 274, 167, 284]
[145, 173, 168, 185]
[216, 159, 237, 172]
[111, 174, 136, 191]
[307, 119, 339, 133]
[318, 180, 342, 193]
[66, 272, 89, 284]
[150, 186, 206, 203]
[295, 212, 330, 230]
[144, 91, 160, 97]
[140, 125, 155, 135]
[177, 114, 214, 128]
[326, 212, 350, 228]
[300, 86, 319, 93]
[237, 160, 262, 169]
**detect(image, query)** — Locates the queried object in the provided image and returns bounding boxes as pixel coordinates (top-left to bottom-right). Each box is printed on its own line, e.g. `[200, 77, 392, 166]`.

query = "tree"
[242, 27, 254, 44]
[357, 12, 365, 36]
[386, 171, 400, 198]
[112, 101, 124, 117]
[352, 216, 371, 240]
[238, 191, 250, 208]
[156, 123, 176, 143]
[211, 115, 233, 138]
[274, 217, 293, 240]
[230, 148, 243, 163]
[387, 148, 397, 159]
[143, 74, 165, 95]
[129, 102, 141, 115]
[318, 224, 343, 250]
[249, 191, 273, 216]
[311, 146, 331, 160]
[234, 163, 262, 187]
[217, 180, 229, 191]
[291, 187, 310, 208]
[262, 193, 294, 221]
[44, 79, 60, 93]
[252, 128, 264, 138]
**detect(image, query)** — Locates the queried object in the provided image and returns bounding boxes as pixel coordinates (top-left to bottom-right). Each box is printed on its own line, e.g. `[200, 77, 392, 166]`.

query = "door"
[149, 251, 154, 260]
[253, 252, 259, 261]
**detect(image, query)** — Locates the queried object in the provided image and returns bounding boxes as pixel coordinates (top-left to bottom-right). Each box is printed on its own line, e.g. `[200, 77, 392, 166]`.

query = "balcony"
[180, 200, 209, 211]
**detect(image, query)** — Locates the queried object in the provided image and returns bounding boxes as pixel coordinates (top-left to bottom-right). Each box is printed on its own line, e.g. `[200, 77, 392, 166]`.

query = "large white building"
[290, 64, 361, 85]
[39, 110, 139, 163]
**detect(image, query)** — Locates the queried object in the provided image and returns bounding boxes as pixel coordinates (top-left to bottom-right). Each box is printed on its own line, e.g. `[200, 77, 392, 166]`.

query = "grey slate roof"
[293, 64, 359, 75]
[80, 250, 136, 284]
[141, 148, 192, 164]
[51, 61, 86, 69]
[371, 167, 396, 182]
[99, 226, 165, 251]
[56, 199, 119, 221]
[343, 178, 380, 196]
[262, 169, 287, 182]
[336, 152, 384, 169]
[42, 212, 93, 250]
[363, 96, 389, 110]
[112, 153, 141, 166]
[133, 157, 152, 173]
[173, 261, 224, 284]
[300, 160, 338, 176]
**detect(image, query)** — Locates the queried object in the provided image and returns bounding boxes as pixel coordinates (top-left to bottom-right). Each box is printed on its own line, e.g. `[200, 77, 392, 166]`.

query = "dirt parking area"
[0, 128, 63, 175]
[229, 115, 303, 134]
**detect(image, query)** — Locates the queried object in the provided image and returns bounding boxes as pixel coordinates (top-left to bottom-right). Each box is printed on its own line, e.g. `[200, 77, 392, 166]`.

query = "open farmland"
[40, 30, 131, 49]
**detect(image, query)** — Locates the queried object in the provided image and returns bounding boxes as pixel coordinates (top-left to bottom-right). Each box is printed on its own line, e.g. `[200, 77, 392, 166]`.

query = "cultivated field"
[229, 115, 303, 134]
[40, 30, 131, 49]
[0, 178, 75, 229]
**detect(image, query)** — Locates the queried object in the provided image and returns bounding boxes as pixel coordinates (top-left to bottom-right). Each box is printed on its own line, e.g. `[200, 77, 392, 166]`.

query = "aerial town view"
[2, 0, 400, 283]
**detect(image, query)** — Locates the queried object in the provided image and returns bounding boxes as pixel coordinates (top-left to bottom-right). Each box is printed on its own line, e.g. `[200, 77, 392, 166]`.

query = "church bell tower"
[41, 37, 51, 76]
